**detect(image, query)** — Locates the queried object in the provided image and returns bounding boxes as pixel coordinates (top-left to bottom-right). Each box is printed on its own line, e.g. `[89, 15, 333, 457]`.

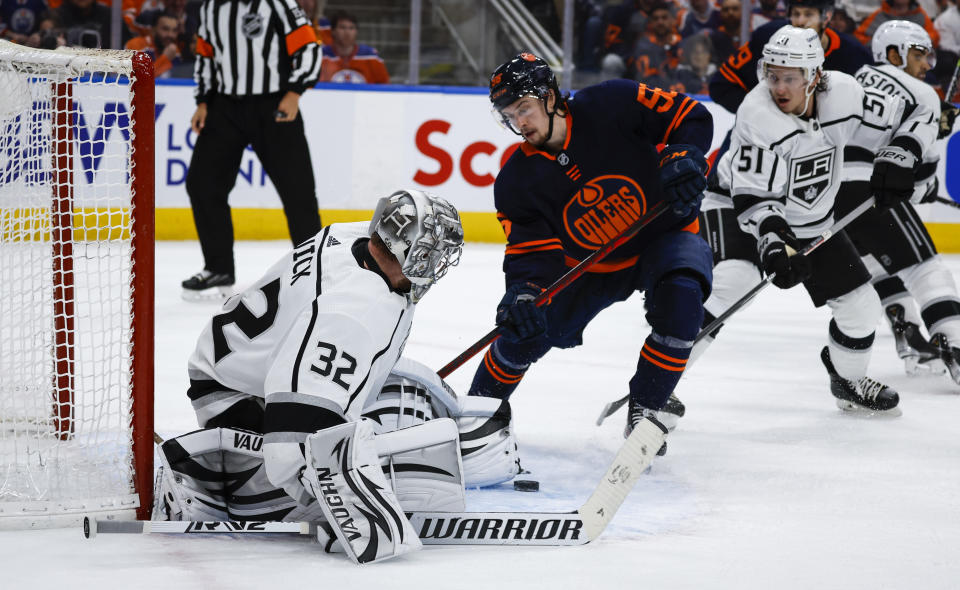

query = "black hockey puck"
[513, 479, 539, 492]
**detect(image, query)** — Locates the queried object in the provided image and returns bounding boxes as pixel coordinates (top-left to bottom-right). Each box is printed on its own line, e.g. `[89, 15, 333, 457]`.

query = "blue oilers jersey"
[494, 79, 713, 288]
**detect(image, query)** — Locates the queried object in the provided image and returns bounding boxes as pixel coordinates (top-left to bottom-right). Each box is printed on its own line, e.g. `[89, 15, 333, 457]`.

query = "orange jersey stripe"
[506, 243, 565, 256]
[196, 36, 214, 58]
[564, 254, 639, 273]
[664, 97, 698, 144]
[719, 64, 747, 91]
[286, 24, 318, 56]
[639, 348, 686, 372]
[682, 218, 700, 234]
[662, 96, 691, 144]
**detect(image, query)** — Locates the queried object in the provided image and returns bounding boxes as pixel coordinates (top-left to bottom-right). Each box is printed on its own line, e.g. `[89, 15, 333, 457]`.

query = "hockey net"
[0, 41, 154, 528]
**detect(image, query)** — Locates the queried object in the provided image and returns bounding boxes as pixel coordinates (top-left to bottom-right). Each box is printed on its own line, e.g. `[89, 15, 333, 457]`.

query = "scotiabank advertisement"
[153, 81, 960, 229]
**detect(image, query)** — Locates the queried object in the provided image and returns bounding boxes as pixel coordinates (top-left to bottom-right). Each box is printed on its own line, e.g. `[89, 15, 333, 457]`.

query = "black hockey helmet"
[489, 52, 560, 111]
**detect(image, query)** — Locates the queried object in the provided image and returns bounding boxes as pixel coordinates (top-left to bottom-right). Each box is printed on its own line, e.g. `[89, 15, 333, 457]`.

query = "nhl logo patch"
[557, 153, 569, 166]
[242, 13, 264, 38]
[787, 148, 834, 209]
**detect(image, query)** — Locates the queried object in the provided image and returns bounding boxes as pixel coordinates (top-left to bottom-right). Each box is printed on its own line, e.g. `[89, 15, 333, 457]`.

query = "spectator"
[296, 0, 332, 45]
[630, 2, 682, 85]
[936, 0, 960, 53]
[53, 0, 112, 48]
[319, 10, 389, 84]
[0, 0, 49, 47]
[828, 6, 858, 33]
[125, 12, 181, 77]
[678, 0, 722, 38]
[856, 0, 941, 47]
[708, 0, 743, 63]
[575, 0, 605, 71]
[123, 0, 164, 39]
[603, 0, 655, 59]
[672, 33, 717, 93]
[751, 0, 786, 29]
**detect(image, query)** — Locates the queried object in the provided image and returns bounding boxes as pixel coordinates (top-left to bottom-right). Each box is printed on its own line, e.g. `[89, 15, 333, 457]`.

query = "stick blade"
[578, 418, 666, 540]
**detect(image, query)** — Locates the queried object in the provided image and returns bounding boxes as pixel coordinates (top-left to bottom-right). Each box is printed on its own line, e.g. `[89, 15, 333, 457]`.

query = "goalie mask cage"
[0, 41, 154, 529]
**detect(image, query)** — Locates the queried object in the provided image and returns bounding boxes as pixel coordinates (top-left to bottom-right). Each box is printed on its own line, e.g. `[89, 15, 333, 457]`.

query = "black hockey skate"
[625, 399, 668, 456]
[885, 304, 944, 375]
[820, 347, 900, 414]
[181, 270, 235, 301]
[929, 333, 960, 385]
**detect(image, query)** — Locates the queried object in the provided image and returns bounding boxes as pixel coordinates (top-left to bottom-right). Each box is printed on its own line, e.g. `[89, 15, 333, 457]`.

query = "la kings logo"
[788, 148, 834, 209]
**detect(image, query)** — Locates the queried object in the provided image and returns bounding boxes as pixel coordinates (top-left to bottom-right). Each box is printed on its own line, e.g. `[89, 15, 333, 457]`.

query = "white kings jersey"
[849, 63, 942, 200]
[720, 71, 935, 239]
[188, 222, 415, 420]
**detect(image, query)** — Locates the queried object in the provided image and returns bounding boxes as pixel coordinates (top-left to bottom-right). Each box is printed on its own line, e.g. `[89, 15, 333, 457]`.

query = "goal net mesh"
[0, 42, 145, 524]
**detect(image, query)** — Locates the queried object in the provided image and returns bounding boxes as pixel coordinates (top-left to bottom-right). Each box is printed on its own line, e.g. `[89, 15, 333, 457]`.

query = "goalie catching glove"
[757, 216, 811, 289]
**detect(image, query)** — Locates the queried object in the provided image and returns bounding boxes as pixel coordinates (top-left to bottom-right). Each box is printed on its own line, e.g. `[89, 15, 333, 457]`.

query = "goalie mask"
[369, 190, 463, 302]
[872, 20, 935, 70]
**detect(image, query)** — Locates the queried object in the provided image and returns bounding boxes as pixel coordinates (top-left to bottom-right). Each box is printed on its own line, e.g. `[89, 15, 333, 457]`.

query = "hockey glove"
[659, 144, 708, 218]
[758, 217, 811, 290]
[918, 177, 939, 204]
[496, 282, 547, 343]
[870, 144, 916, 209]
[939, 101, 958, 140]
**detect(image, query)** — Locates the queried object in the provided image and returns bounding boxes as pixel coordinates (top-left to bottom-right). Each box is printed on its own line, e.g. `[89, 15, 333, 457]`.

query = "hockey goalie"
[154, 191, 522, 564]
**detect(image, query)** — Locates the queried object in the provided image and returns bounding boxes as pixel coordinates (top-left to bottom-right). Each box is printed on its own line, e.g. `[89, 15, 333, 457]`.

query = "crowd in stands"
[571, 0, 959, 100]
[0, 0, 388, 83]
[1, 0, 957, 99]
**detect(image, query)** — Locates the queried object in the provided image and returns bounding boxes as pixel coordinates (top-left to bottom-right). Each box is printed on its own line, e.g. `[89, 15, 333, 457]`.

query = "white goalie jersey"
[849, 63, 942, 200]
[717, 71, 935, 239]
[188, 222, 415, 418]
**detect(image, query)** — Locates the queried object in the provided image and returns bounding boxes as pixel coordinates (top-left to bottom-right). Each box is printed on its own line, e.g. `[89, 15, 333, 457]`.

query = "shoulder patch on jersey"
[787, 148, 835, 209]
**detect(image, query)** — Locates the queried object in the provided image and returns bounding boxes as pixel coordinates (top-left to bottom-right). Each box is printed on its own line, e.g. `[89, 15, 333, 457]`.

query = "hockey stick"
[596, 197, 878, 424]
[945, 54, 960, 106]
[436, 200, 671, 379]
[931, 195, 960, 210]
[86, 416, 667, 546]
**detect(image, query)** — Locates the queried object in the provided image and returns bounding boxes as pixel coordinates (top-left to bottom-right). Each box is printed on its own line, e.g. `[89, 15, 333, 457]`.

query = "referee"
[182, 0, 324, 299]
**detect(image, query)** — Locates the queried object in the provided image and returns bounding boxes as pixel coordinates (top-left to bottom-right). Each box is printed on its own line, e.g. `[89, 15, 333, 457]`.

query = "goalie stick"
[596, 197, 878, 425]
[436, 200, 670, 379]
[931, 195, 960, 210]
[85, 416, 667, 547]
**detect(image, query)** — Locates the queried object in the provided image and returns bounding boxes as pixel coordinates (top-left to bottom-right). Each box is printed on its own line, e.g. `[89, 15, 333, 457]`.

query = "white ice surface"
[5, 241, 959, 589]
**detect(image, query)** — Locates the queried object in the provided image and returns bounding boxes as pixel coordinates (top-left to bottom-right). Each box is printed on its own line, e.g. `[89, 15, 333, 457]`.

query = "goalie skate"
[885, 304, 944, 376]
[820, 347, 901, 415]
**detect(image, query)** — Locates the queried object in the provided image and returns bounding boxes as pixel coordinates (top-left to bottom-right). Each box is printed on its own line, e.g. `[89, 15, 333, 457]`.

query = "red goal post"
[0, 41, 154, 528]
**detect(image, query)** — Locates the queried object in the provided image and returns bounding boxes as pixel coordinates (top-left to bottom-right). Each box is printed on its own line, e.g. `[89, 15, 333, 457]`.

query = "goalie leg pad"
[304, 420, 422, 564]
[375, 418, 466, 512]
[457, 396, 522, 488]
[152, 427, 324, 522]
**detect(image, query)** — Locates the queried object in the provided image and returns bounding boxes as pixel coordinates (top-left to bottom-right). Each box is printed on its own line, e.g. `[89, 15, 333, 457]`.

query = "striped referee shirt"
[194, 0, 322, 103]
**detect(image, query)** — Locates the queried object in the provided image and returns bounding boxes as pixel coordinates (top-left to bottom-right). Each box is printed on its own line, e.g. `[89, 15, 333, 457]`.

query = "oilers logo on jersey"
[788, 148, 835, 208]
[563, 175, 646, 249]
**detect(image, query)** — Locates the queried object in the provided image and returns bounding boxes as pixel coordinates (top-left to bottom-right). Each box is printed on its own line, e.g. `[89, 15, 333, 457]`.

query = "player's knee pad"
[647, 272, 704, 341]
[303, 420, 422, 563]
[827, 283, 881, 339]
[152, 427, 321, 523]
[457, 396, 522, 488]
[374, 418, 466, 512]
[898, 257, 960, 338]
[702, 259, 762, 317]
